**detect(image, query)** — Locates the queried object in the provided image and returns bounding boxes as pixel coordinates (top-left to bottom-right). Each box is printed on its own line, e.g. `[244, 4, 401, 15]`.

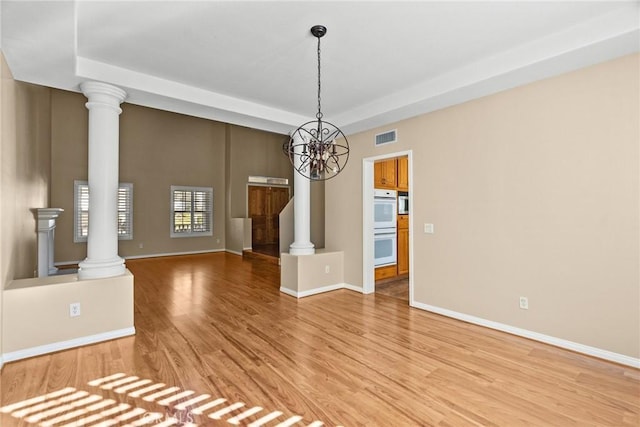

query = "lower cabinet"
[397, 214, 409, 275]
[397, 228, 409, 275]
[375, 264, 397, 281]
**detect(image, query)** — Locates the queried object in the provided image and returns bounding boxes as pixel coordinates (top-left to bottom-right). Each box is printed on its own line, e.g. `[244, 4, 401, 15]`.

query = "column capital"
[80, 81, 127, 112]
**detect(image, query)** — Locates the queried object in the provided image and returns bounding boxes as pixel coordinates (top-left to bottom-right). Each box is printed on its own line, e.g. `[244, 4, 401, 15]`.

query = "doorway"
[362, 150, 413, 304]
[248, 185, 290, 257]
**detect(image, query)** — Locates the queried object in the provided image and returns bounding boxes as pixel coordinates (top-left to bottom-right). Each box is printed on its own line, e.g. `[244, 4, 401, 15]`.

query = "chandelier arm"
[321, 128, 341, 143]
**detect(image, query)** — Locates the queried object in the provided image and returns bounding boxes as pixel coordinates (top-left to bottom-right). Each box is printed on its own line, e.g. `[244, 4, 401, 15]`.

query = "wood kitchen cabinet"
[374, 156, 408, 191]
[397, 214, 409, 275]
[374, 158, 396, 189]
[397, 156, 409, 191]
[375, 264, 397, 281]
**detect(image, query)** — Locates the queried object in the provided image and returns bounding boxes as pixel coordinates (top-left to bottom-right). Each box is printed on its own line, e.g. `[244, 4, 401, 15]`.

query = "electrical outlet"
[424, 223, 434, 234]
[69, 302, 81, 317]
[519, 297, 529, 310]
[138, 243, 144, 249]
[325, 265, 330, 274]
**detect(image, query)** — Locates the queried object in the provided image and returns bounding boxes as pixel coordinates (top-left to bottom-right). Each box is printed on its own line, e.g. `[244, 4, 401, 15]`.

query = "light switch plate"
[424, 223, 434, 234]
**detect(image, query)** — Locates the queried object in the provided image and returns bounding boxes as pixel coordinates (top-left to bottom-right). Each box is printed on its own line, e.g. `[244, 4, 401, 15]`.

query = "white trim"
[280, 283, 346, 299]
[362, 150, 414, 296]
[225, 249, 243, 256]
[410, 300, 640, 369]
[170, 185, 214, 238]
[279, 287, 299, 298]
[343, 283, 364, 293]
[124, 249, 224, 260]
[55, 249, 226, 265]
[362, 160, 375, 294]
[2, 327, 136, 364]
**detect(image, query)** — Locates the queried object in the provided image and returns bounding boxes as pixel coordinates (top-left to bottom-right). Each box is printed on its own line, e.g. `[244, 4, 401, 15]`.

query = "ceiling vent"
[375, 129, 397, 146]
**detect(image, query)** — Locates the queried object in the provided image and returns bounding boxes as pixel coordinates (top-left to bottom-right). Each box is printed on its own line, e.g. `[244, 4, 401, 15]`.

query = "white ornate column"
[36, 208, 64, 277]
[78, 81, 127, 280]
[289, 131, 315, 255]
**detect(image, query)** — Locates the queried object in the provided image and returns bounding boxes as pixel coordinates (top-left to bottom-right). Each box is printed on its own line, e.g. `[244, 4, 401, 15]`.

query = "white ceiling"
[2, 1, 639, 135]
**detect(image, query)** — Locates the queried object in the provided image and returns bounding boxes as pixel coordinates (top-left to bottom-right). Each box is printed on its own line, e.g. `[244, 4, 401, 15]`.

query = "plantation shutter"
[74, 180, 133, 242]
[74, 181, 90, 242]
[171, 186, 213, 237]
[117, 183, 133, 240]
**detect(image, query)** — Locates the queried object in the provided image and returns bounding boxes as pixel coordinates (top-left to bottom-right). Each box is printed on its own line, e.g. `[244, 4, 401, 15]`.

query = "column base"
[289, 242, 315, 256]
[78, 257, 126, 280]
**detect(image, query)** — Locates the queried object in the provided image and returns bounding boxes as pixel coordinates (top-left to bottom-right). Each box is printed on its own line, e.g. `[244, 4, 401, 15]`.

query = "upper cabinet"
[374, 158, 397, 189]
[374, 156, 408, 190]
[397, 156, 408, 191]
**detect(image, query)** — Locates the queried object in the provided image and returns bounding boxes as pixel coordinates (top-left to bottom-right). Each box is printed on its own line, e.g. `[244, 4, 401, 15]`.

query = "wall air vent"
[375, 129, 397, 146]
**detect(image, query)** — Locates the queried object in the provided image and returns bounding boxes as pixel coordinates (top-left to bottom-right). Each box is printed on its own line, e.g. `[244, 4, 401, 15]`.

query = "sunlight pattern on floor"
[0, 372, 339, 426]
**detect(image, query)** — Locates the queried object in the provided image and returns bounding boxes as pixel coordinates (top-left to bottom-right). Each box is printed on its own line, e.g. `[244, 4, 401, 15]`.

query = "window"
[170, 185, 213, 237]
[74, 181, 133, 242]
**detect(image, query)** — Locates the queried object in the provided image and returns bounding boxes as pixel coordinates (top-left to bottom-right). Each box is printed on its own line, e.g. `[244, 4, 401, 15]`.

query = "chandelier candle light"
[283, 25, 350, 181]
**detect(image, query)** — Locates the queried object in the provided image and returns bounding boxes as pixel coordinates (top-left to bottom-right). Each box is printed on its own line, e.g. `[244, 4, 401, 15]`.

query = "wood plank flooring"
[1, 253, 638, 426]
[375, 278, 409, 301]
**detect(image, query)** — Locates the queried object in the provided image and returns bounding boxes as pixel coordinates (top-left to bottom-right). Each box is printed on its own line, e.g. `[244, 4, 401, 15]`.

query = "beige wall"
[1, 51, 3, 366]
[226, 125, 293, 218]
[326, 54, 640, 358]
[3, 272, 134, 354]
[51, 91, 309, 262]
[1, 51, 51, 366]
[281, 250, 344, 296]
[224, 125, 325, 251]
[51, 90, 227, 261]
[1, 54, 51, 280]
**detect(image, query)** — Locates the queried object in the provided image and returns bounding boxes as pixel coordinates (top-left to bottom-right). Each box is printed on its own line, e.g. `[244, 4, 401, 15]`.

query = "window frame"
[74, 180, 134, 243]
[170, 185, 214, 238]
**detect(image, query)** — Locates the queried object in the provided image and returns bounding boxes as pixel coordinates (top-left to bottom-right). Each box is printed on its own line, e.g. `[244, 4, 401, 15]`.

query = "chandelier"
[283, 25, 349, 181]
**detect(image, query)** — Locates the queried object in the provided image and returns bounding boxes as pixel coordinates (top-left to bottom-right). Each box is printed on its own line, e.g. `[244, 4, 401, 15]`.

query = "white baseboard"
[411, 300, 640, 369]
[280, 283, 362, 298]
[124, 249, 224, 260]
[279, 287, 298, 298]
[225, 250, 243, 256]
[55, 249, 226, 266]
[343, 283, 363, 293]
[280, 283, 346, 298]
[2, 327, 136, 364]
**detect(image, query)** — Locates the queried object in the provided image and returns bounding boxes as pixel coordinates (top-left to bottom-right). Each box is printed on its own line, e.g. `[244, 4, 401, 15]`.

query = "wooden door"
[248, 185, 289, 246]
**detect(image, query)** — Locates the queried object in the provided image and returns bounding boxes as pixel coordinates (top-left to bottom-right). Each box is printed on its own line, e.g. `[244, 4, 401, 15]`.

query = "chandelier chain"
[316, 35, 322, 120]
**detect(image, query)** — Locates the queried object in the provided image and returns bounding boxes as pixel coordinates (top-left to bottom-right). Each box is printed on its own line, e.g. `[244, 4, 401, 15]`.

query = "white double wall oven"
[373, 189, 397, 267]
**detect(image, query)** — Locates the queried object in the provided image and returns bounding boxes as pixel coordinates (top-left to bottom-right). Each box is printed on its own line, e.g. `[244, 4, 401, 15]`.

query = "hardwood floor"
[1, 253, 638, 426]
[375, 278, 409, 302]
